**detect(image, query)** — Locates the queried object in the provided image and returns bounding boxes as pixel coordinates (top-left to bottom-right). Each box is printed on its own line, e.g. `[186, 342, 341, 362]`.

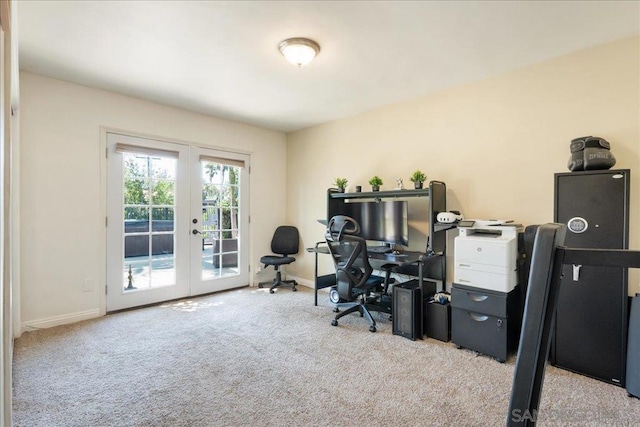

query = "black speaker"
[627, 296, 640, 398]
[393, 281, 421, 340]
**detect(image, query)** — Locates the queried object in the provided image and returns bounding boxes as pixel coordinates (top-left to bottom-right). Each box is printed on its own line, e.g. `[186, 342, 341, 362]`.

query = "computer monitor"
[356, 200, 409, 246]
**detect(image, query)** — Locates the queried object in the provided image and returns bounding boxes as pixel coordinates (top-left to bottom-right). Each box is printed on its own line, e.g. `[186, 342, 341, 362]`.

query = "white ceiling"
[17, 1, 640, 133]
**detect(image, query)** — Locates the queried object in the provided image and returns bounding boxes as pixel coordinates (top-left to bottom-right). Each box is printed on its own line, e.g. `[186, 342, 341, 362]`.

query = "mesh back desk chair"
[258, 225, 300, 294]
[325, 215, 386, 332]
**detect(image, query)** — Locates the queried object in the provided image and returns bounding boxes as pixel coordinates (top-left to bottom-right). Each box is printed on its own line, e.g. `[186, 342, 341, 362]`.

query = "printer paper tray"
[454, 267, 517, 293]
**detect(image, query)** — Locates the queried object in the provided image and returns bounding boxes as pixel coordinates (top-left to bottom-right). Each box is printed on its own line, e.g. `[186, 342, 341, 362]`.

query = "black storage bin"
[425, 301, 450, 342]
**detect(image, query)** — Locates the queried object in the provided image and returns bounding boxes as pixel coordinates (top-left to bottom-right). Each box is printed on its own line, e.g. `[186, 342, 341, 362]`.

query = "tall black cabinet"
[552, 169, 630, 386]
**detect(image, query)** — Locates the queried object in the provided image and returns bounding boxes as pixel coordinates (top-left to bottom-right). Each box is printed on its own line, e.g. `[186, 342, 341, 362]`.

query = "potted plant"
[368, 175, 383, 192]
[333, 177, 348, 193]
[410, 170, 427, 189]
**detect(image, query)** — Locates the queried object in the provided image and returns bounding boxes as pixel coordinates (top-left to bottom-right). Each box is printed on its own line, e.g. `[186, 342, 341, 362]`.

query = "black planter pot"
[414, 181, 423, 189]
[372, 185, 380, 192]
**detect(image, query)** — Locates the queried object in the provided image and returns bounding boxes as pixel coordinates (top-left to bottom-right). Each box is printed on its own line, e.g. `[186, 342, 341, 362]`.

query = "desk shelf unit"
[327, 181, 450, 275]
[314, 181, 453, 316]
[327, 181, 451, 255]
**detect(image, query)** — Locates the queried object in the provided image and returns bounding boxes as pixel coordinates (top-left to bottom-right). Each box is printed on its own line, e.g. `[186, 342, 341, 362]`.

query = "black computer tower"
[393, 282, 422, 340]
[551, 169, 630, 386]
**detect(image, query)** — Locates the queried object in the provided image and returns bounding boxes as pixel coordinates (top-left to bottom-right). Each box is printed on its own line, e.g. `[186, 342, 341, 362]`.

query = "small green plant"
[409, 170, 427, 184]
[368, 175, 383, 186]
[333, 177, 348, 191]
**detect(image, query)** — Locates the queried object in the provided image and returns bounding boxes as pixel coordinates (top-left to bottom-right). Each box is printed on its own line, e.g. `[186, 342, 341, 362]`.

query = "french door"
[106, 133, 249, 311]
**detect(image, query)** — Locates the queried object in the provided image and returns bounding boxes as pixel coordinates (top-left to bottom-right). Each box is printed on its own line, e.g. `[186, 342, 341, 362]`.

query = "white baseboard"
[288, 276, 313, 288]
[22, 309, 101, 332]
[252, 275, 315, 289]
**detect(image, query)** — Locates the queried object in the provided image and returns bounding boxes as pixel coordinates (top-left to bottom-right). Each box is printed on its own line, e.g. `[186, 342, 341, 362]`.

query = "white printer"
[454, 220, 523, 293]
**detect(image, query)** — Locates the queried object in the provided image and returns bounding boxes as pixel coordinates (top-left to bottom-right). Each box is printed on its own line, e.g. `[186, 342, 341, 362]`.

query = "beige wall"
[19, 72, 287, 328]
[286, 36, 640, 293]
[18, 36, 640, 327]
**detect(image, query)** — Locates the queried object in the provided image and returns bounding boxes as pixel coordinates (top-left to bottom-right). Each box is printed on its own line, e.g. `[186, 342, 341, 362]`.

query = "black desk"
[307, 242, 335, 306]
[308, 244, 444, 338]
[307, 243, 444, 311]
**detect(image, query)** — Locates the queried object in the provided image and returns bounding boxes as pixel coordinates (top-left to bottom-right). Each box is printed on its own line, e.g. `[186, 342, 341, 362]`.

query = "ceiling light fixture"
[278, 37, 320, 67]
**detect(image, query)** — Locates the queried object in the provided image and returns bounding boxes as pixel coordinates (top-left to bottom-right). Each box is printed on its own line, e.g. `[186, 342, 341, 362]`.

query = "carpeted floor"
[12, 286, 640, 426]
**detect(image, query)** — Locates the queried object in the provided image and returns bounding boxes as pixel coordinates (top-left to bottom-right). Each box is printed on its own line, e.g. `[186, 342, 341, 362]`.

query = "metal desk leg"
[418, 259, 424, 338]
[314, 248, 319, 306]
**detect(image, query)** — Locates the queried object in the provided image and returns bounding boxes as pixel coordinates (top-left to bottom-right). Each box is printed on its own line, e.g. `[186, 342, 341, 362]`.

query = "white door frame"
[104, 131, 251, 312]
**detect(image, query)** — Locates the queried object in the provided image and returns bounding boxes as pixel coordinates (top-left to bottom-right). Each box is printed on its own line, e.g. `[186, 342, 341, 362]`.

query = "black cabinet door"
[553, 170, 629, 386]
[555, 170, 628, 249]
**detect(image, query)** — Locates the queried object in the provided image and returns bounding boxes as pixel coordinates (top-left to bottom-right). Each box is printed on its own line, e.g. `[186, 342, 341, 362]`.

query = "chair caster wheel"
[269, 290, 274, 294]
[331, 319, 338, 326]
[369, 326, 376, 333]
[496, 358, 506, 364]
[292, 287, 297, 292]
[360, 312, 364, 317]
[333, 308, 339, 313]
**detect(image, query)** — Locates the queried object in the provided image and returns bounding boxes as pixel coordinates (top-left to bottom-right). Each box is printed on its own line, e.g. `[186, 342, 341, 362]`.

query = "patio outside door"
[189, 146, 250, 295]
[106, 133, 249, 311]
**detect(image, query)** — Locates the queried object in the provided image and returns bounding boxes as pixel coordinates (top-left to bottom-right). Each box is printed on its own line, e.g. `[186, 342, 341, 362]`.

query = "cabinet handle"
[469, 312, 489, 322]
[468, 293, 488, 302]
[572, 264, 582, 281]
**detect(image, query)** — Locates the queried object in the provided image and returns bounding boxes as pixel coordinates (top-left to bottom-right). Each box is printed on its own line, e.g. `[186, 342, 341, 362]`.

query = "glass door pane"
[122, 153, 177, 291]
[201, 161, 240, 280]
[190, 147, 249, 295]
[107, 133, 189, 312]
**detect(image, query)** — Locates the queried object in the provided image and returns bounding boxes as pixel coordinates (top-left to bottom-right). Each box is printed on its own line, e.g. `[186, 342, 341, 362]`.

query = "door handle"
[192, 229, 202, 235]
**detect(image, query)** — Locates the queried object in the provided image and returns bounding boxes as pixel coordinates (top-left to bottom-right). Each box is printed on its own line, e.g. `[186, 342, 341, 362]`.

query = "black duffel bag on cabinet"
[567, 135, 616, 172]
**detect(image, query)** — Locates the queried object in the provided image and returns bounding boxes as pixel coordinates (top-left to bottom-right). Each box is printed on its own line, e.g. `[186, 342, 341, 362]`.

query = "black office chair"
[325, 215, 386, 332]
[258, 225, 300, 294]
